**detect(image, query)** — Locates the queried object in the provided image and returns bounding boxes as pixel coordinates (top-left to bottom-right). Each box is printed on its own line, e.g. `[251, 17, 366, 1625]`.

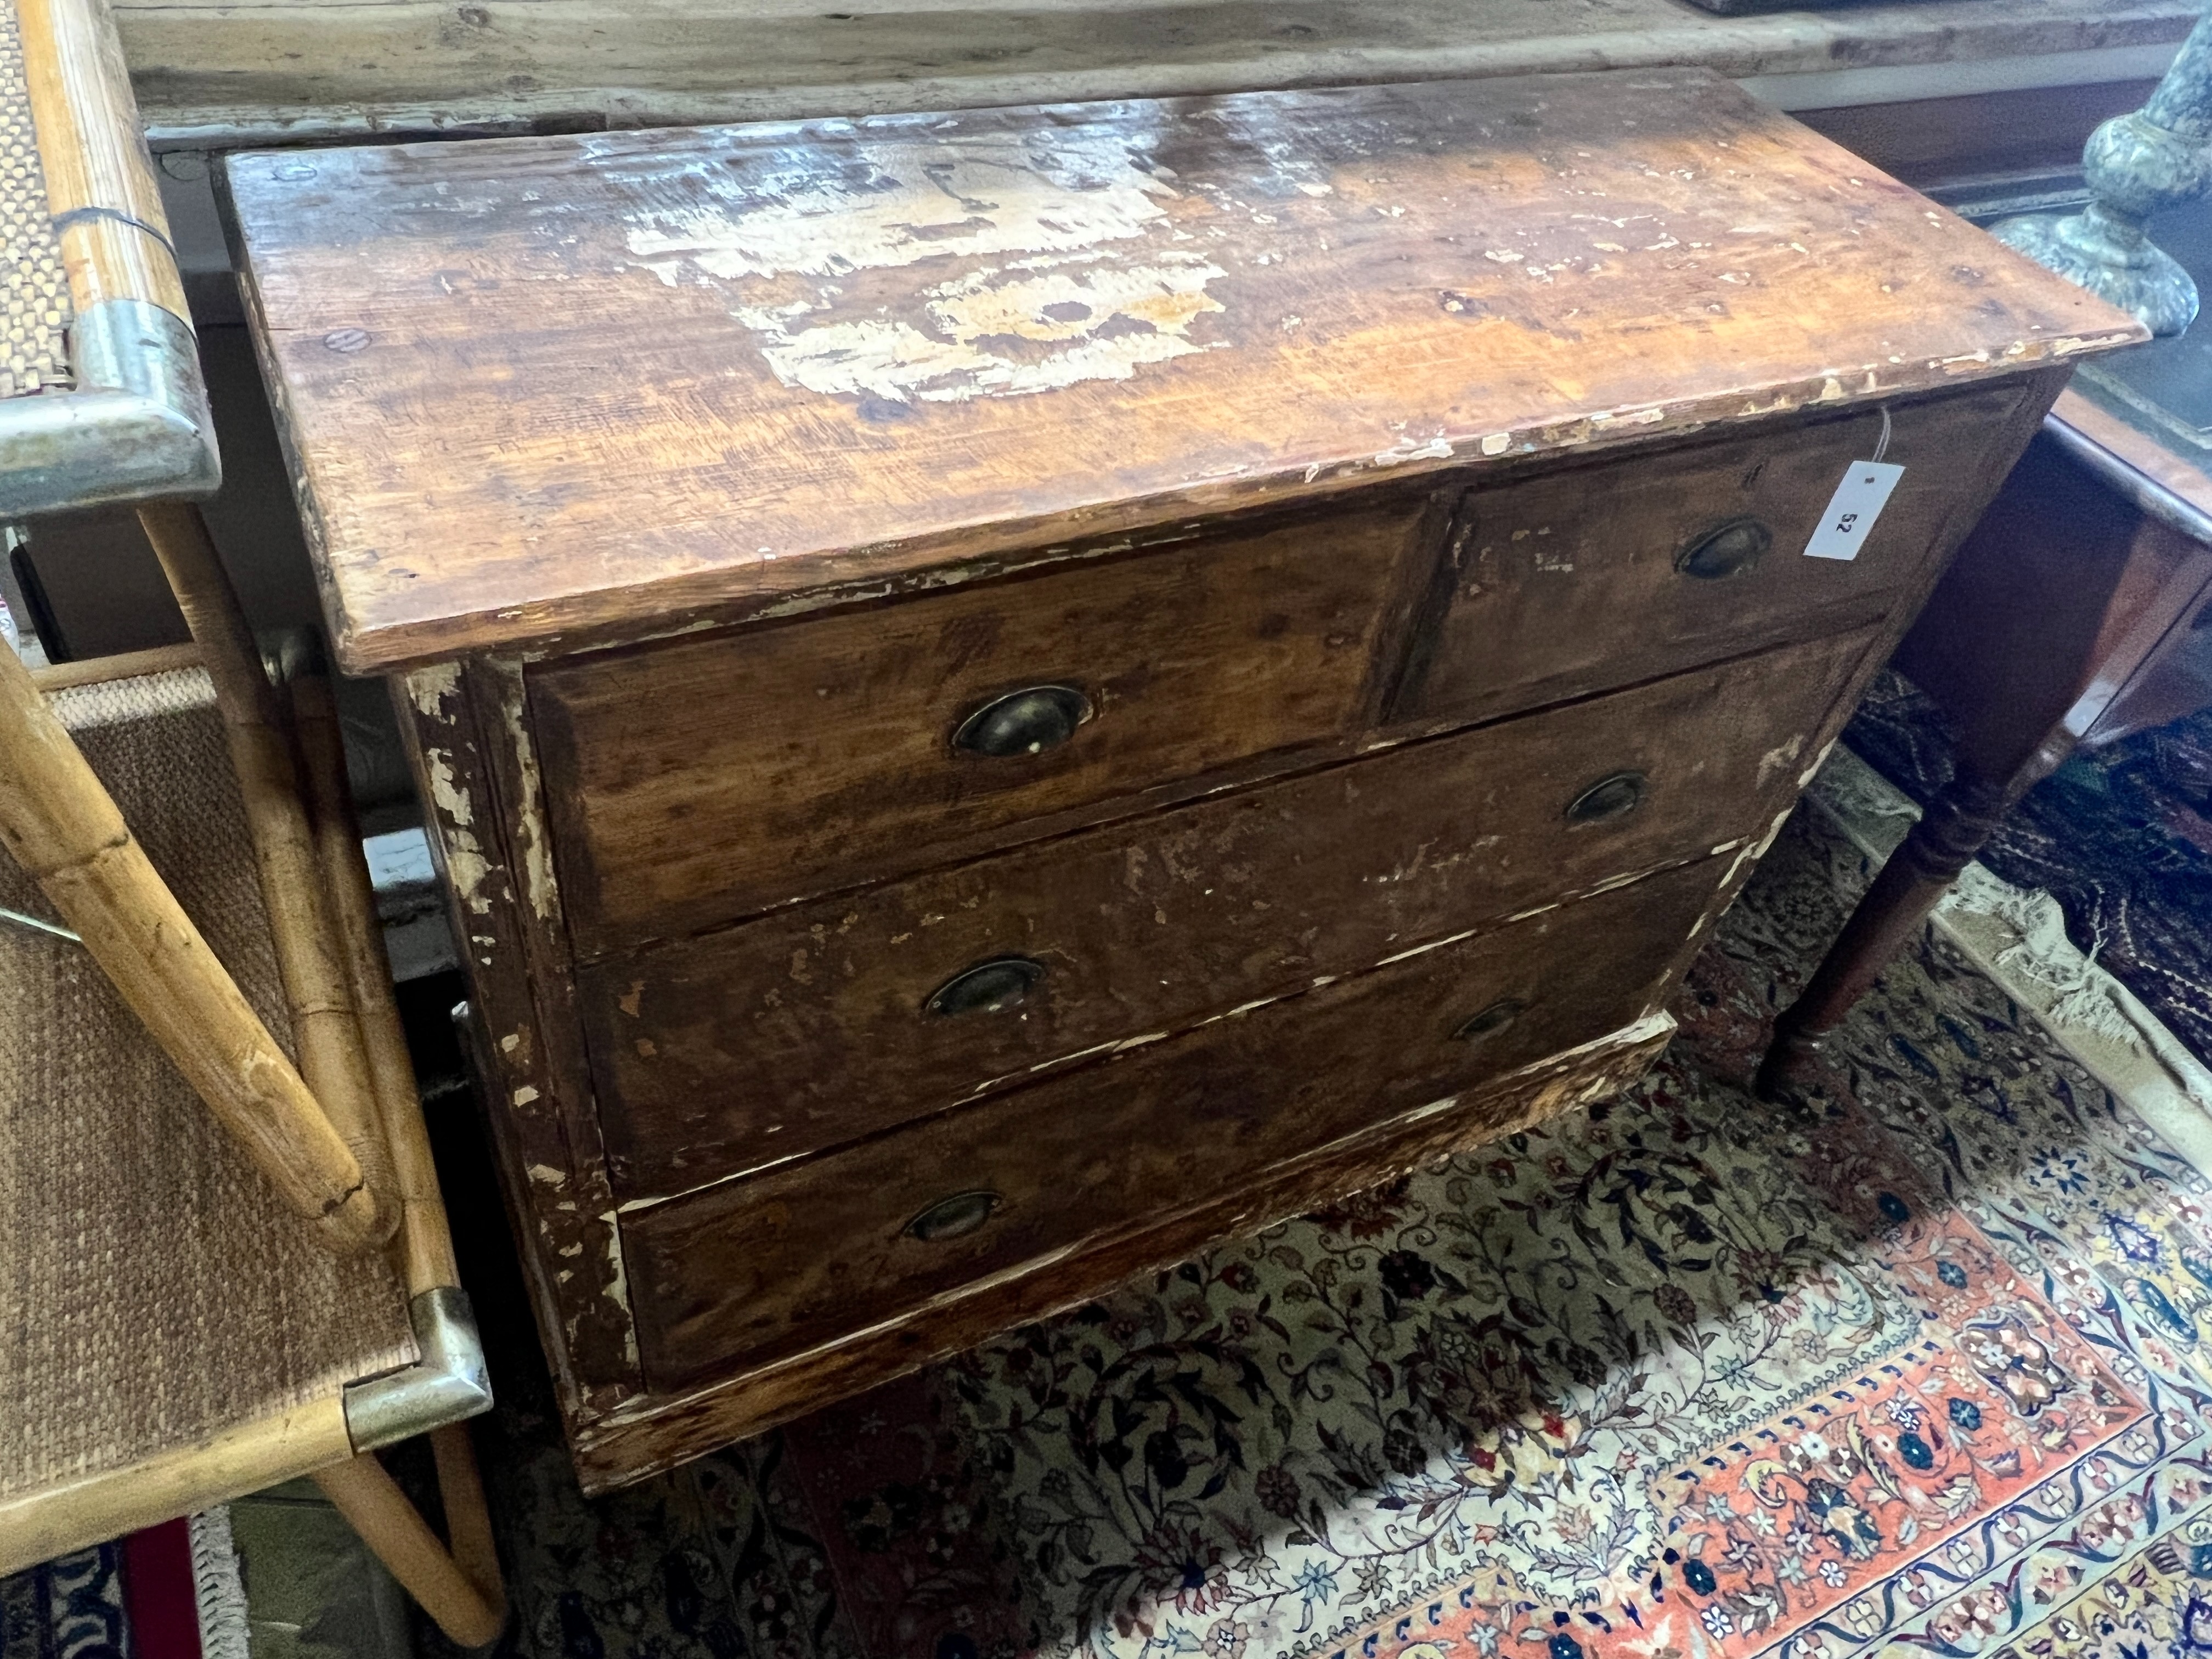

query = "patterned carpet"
[388, 777, 2212, 1659]
[1843, 675, 2212, 1066]
[1, 1515, 247, 1659]
[1, 1543, 130, 1659]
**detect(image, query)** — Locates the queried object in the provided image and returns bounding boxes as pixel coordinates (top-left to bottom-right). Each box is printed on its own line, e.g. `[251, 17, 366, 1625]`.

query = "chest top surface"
[224, 67, 2142, 672]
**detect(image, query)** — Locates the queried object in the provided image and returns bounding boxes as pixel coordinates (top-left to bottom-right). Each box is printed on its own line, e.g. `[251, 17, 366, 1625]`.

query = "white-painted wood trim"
[1742, 40, 2181, 111]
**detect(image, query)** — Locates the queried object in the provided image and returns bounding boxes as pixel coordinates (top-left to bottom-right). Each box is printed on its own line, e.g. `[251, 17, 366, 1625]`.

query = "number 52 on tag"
[1803, 461, 1904, 561]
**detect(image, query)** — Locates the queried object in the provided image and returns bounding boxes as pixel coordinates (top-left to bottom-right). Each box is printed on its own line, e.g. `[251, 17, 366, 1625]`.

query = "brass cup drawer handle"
[924, 955, 1046, 1017]
[1565, 770, 1648, 825]
[906, 1190, 1002, 1242]
[1675, 516, 1773, 580]
[1453, 998, 1526, 1043]
[952, 684, 1094, 757]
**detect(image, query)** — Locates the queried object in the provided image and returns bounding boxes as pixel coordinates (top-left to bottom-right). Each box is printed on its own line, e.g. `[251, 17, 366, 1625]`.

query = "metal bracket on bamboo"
[0, 298, 218, 515]
[5, 0, 219, 516]
[342, 1286, 493, 1453]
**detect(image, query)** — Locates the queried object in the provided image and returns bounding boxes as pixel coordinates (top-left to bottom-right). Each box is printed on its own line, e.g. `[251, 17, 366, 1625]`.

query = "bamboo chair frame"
[2, 0, 216, 514]
[0, 0, 507, 1641]
[0, 603, 511, 1648]
[0, 611, 511, 1647]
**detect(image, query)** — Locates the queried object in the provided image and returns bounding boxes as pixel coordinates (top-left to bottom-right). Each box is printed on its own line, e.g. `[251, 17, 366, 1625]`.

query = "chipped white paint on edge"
[1729, 800, 1798, 889]
[1756, 731, 1807, 789]
[494, 665, 563, 923]
[1798, 734, 1842, 791]
[595, 1212, 641, 1363]
[407, 662, 462, 719]
[1697, 795, 1800, 940]
[619, 131, 1233, 404]
[404, 664, 497, 915]
[1378, 1012, 1677, 1134]
[420, 744, 493, 915]
[1373, 433, 1455, 467]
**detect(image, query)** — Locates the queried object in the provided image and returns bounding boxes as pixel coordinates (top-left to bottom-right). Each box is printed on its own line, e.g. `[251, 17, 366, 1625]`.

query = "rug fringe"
[185, 1509, 249, 1659]
[1982, 885, 2142, 1049]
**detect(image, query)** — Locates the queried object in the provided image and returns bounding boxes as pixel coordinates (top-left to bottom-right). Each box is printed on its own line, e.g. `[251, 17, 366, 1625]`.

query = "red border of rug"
[122, 1519, 203, 1659]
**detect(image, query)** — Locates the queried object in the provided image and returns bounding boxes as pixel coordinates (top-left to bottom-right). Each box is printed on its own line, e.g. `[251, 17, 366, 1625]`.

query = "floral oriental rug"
[422, 792, 2212, 1659]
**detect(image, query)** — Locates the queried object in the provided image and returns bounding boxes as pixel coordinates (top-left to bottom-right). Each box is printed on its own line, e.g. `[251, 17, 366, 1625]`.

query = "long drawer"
[622, 855, 1725, 1387]
[1392, 385, 2025, 726]
[532, 498, 1431, 952]
[584, 627, 1872, 1198]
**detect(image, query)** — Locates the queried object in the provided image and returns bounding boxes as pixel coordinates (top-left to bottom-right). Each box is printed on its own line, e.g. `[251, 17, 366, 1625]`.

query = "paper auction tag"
[1803, 461, 1904, 561]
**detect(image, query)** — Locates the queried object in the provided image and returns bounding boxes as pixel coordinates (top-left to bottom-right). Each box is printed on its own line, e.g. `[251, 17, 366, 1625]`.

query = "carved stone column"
[1994, 13, 2212, 337]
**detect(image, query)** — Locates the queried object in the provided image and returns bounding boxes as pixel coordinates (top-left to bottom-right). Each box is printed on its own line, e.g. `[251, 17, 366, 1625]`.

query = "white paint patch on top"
[627, 138, 1177, 283]
[621, 131, 1232, 404]
[744, 256, 1226, 404]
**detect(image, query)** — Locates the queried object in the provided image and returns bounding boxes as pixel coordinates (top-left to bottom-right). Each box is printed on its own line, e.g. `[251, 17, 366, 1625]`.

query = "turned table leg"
[1756, 769, 2016, 1100]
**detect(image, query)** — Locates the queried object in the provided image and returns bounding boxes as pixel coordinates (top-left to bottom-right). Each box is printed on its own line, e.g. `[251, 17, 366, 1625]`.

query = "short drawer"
[1393, 385, 2025, 727]
[584, 625, 1874, 1197]
[623, 855, 1722, 1386]
[534, 499, 1430, 951]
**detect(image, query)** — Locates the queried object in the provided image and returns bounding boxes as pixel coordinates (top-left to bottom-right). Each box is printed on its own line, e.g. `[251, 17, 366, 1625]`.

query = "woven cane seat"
[0, 0, 68, 399]
[0, 665, 414, 1505]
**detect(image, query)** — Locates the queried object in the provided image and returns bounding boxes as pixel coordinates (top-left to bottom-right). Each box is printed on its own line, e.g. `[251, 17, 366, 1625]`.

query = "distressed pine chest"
[222, 67, 2142, 1489]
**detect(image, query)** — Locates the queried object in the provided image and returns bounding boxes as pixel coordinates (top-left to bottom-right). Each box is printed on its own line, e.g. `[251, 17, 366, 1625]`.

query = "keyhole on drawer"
[906, 1190, 1001, 1242]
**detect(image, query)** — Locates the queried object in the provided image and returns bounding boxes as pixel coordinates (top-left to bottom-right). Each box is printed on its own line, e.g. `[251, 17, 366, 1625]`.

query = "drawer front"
[1394, 386, 2025, 727]
[535, 499, 1430, 951]
[623, 856, 1724, 1386]
[586, 627, 1873, 1198]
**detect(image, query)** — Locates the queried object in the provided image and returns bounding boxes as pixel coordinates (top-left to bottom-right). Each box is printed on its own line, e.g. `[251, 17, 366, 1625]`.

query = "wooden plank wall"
[116, 0, 2200, 144]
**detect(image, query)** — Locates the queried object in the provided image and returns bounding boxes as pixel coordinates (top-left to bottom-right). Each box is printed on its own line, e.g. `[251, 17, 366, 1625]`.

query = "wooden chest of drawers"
[222, 67, 2141, 1489]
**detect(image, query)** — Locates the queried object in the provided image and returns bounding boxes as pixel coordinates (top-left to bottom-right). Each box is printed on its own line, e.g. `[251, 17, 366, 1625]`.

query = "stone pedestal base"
[1997, 204, 2200, 337]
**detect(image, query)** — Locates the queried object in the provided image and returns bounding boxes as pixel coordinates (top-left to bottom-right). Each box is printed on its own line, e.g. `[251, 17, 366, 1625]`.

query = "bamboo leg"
[137, 503, 397, 1244]
[0, 641, 381, 1251]
[429, 1425, 505, 1609]
[312, 1453, 506, 1649]
[286, 656, 462, 1294]
[292, 658, 507, 1627]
